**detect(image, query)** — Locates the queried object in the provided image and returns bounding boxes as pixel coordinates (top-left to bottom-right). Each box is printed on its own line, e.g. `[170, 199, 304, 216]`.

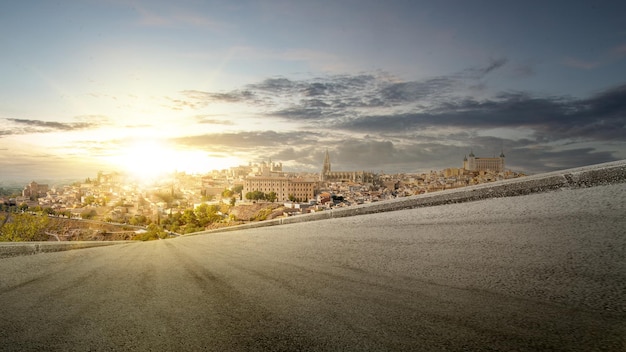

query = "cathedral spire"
[321, 149, 331, 181]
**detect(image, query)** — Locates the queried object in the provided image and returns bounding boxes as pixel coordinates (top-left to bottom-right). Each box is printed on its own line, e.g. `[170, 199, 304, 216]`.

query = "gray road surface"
[1, 183, 625, 351]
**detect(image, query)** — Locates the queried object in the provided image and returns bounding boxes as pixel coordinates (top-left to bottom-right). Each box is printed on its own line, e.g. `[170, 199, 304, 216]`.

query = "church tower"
[321, 149, 331, 181]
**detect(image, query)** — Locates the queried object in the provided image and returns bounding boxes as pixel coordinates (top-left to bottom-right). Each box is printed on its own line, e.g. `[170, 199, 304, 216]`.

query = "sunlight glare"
[106, 140, 240, 182]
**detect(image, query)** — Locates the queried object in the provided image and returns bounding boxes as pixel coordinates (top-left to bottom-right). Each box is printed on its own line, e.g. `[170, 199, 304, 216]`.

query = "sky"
[1, 0, 625, 182]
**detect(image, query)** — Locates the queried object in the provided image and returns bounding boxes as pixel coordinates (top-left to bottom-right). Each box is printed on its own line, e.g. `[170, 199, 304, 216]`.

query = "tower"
[321, 149, 331, 181]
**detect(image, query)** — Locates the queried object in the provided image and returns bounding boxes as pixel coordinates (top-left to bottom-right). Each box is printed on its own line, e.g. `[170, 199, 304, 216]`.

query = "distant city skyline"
[1, 1, 625, 181]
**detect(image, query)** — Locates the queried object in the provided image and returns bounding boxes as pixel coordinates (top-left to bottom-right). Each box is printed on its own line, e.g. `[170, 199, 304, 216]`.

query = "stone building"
[320, 150, 376, 183]
[22, 181, 49, 200]
[463, 151, 505, 172]
[242, 176, 317, 202]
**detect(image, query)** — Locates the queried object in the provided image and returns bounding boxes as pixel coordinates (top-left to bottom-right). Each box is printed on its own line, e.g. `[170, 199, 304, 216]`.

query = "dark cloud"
[379, 78, 455, 104]
[159, 64, 624, 174]
[5, 118, 101, 133]
[208, 90, 255, 102]
[247, 77, 297, 93]
[170, 90, 257, 110]
[505, 147, 618, 174]
[335, 84, 626, 143]
[480, 58, 508, 76]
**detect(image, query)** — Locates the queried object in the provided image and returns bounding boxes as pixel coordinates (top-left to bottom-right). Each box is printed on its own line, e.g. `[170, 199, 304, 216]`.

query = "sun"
[114, 140, 176, 181]
[106, 139, 241, 182]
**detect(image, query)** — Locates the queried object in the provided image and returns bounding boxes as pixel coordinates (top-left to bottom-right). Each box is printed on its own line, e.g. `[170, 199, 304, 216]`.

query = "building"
[241, 159, 317, 202]
[463, 151, 505, 172]
[320, 150, 377, 183]
[22, 181, 49, 200]
[242, 176, 317, 202]
[247, 160, 283, 177]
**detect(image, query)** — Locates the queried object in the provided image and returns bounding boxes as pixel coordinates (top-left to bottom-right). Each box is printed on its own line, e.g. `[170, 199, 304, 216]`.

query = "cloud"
[379, 78, 455, 104]
[18, 60, 606, 178]
[194, 115, 236, 125]
[334, 84, 626, 144]
[504, 147, 617, 174]
[5, 118, 103, 134]
[158, 66, 625, 174]
[482, 58, 508, 75]
[171, 90, 257, 110]
[462, 58, 508, 78]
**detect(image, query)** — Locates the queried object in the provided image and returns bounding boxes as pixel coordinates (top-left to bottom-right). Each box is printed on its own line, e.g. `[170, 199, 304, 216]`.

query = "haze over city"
[1, 1, 625, 182]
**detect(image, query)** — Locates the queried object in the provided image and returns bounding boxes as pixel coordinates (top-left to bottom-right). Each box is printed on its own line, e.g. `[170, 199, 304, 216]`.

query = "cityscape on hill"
[0, 151, 524, 241]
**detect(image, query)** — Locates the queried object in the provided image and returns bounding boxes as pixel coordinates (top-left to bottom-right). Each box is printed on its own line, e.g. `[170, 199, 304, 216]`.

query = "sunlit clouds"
[1, 1, 625, 181]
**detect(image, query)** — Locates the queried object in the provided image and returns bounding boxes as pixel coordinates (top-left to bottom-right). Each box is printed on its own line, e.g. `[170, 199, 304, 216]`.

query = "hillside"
[228, 202, 285, 222]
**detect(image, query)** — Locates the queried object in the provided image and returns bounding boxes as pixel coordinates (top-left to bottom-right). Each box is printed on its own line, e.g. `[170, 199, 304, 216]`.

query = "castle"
[463, 151, 505, 173]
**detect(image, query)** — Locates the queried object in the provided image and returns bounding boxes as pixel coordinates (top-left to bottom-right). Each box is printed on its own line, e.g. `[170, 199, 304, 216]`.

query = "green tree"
[194, 204, 222, 227]
[133, 223, 167, 241]
[230, 197, 236, 206]
[222, 189, 233, 198]
[0, 213, 50, 241]
[245, 190, 266, 201]
[181, 209, 198, 227]
[18, 203, 29, 212]
[266, 191, 277, 203]
[129, 215, 148, 226]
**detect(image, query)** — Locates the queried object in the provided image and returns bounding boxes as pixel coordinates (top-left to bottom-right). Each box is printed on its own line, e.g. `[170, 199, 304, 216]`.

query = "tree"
[230, 197, 236, 206]
[232, 185, 243, 195]
[83, 195, 96, 206]
[288, 194, 296, 202]
[0, 213, 49, 241]
[181, 209, 198, 227]
[81, 209, 97, 220]
[245, 190, 266, 201]
[266, 191, 277, 203]
[133, 223, 168, 241]
[222, 189, 233, 198]
[129, 215, 148, 226]
[18, 203, 29, 212]
[194, 204, 222, 227]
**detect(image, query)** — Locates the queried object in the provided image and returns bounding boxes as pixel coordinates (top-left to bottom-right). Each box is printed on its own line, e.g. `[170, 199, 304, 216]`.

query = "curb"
[0, 241, 133, 259]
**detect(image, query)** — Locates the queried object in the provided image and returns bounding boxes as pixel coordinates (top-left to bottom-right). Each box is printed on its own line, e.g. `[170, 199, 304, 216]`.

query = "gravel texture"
[0, 183, 624, 351]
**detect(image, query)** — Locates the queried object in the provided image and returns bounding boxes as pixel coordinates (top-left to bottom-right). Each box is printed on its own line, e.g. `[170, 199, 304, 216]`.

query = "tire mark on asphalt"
[163, 239, 324, 351]
[211, 253, 626, 351]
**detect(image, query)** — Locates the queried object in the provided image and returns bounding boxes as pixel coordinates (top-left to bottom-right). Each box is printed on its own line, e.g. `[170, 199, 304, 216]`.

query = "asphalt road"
[1, 183, 625, 351]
